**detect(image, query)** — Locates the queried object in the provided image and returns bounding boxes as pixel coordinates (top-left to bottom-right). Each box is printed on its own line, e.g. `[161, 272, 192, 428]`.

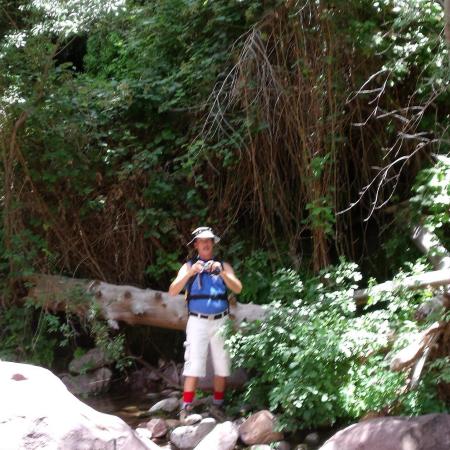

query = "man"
[169, 226, 242, 413]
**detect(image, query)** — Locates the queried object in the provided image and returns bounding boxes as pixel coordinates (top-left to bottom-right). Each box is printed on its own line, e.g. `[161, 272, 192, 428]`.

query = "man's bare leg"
[213, 375, 226, 393]
[184, 375, 198, 393]
[182, 376, 198, 411]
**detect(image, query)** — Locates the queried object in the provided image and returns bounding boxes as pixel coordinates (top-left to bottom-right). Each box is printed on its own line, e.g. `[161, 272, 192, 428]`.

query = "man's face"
[194, 238, 214, 256]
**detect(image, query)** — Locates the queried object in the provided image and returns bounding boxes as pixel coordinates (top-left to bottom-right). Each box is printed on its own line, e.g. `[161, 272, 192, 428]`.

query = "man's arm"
[168, 261, 203, 296]
[219, 262, 242, 294]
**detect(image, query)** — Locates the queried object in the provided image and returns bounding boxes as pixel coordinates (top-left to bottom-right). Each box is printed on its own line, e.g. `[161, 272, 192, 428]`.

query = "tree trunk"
[26, 268, 450, 331]
[26, 274, 266, 331]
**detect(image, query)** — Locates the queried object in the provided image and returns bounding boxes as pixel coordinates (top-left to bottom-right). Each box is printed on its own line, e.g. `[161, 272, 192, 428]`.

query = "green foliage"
[227, 260, 444, 431]
[1, 0, 447, 282]
[0, 300, 74, 366]
[89, 321, 130, 372]
[352, 0, 447, 87]
[0, 0, 269, 285]
[411, 156, 450, 231]
[304, 197, 336, 237]
[0, 284, 129, 373]
[230, 250, 275, 305]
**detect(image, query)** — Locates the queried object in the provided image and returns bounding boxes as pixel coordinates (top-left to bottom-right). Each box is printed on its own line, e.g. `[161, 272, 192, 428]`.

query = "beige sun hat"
[187, 226, 221, 245]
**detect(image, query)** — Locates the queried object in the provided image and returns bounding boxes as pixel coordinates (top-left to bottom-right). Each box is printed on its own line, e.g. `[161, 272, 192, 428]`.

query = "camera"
[200, 260, 221, 275]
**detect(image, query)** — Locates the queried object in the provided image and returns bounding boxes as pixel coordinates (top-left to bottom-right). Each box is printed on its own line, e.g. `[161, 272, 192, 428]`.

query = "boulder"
[165, 419, 181, 429]
[182, 413, 203, 426]
[239, 410, 284, 445]
[170, 418, 217, 449]
[61, 367, 112, 396]
[69, 347, 112, 374]
[160, 363, 181, 387]
[319, 413, 450, 450]
[135, 427, 154, 442]
[128, 368, 160, 392]
[149, 397, 180, 414]
[194, 421, 238, 450]
[0, 361, 157, 450]
[147, 418, 168, 438]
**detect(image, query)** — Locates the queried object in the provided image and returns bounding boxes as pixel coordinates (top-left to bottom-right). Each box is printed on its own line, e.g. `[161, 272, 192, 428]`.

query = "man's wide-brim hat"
[187, 226, 220, 245]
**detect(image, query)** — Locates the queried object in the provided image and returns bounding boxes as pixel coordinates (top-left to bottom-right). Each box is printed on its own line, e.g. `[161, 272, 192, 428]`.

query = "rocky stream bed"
[2, 349, 450, 450]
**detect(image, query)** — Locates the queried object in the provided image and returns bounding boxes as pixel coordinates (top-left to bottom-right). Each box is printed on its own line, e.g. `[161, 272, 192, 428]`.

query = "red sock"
[213, 391, 224, 405]
[183, 391, 195, 404]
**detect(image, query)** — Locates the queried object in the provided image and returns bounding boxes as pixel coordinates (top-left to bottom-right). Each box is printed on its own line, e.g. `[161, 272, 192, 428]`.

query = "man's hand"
[209, 261, 222, 275]
[190, 261, 204, 275]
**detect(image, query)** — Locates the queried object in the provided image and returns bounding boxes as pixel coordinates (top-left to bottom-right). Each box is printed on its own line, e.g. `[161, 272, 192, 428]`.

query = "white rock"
[239, 410, 284, 445]
[170, 418, 217, 449]
[0, 361, 156, 450]
[183, 413, 203, 425]
[253, 444, 290, 450]
[146, 418, 168, 438]
[135, 427, 153, 441]
[149, 397, 180, 413]
[194, 421, 239, 450]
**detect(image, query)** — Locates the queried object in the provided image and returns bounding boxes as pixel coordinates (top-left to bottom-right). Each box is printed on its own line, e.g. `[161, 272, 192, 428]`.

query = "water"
[82, 391, 157, 428]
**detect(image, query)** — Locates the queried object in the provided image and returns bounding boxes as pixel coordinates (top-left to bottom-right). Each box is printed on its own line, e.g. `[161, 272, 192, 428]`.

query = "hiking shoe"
[178, 403, 194, 423]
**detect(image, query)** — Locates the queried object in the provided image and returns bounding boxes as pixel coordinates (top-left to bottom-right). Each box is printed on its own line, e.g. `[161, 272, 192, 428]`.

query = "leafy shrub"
[228, 249, 276, 305]
[411, 156, 450, 232]
[227, 260, 444, 431]
[0, 287, 130, 372]
[0, 301, 71, 367]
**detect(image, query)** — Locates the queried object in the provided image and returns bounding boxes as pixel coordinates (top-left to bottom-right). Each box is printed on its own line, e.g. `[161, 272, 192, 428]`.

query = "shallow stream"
[81, 390, 336, 449]
[82, 391, 156, 428]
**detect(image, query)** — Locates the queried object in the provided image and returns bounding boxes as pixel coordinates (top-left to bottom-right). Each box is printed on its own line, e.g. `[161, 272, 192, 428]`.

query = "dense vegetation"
[0, 0, 449, 433]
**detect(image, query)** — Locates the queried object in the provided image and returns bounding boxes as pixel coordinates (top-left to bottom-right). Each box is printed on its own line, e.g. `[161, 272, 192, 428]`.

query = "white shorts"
[182, 314, 231, 378]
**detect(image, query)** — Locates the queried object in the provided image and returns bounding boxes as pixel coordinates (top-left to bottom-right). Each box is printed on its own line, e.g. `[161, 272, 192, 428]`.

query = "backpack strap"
[184, 259, 197, 311]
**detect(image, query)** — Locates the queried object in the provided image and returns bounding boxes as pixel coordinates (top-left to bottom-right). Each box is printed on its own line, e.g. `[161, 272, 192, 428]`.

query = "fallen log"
[411, 224, 450, 270]
[387, 224, 450, 384]
[25, 267, 450, 331]
[353, 268, 450, 303]
[411, 224, 450, 320]
[390, 322, 444, 372]
[26, 274, 266, 331]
